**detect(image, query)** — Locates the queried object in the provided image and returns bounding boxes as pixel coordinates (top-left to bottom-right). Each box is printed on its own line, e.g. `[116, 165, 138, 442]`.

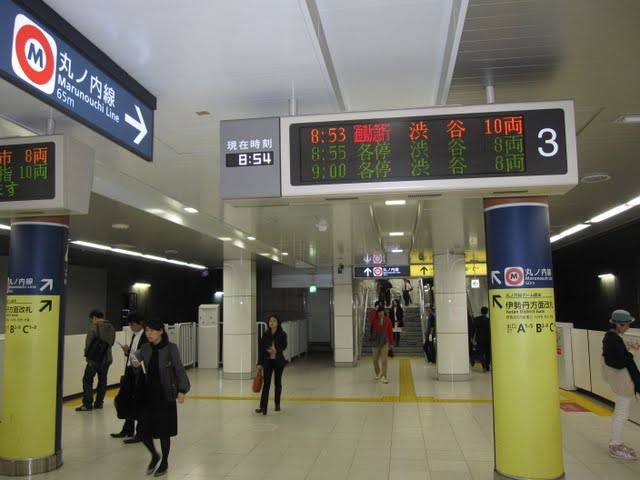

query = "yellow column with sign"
[484, 198, 563, 480]
[490, 288, 562, 477]
[1, 295, 60, 458]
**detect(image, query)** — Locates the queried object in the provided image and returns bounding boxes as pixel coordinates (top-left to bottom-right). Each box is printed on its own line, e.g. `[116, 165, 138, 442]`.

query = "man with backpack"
[76, 309, 115, 411]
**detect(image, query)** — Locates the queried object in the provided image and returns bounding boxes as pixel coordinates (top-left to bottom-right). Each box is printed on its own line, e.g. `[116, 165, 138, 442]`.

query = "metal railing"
[165, 322, 197, 368]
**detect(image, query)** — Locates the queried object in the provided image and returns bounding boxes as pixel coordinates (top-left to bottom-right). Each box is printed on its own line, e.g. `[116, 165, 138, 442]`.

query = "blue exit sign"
[0, 0, 155, 161]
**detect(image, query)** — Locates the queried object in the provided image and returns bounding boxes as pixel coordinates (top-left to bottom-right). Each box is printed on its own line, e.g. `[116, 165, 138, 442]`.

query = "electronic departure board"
[0, 141, 55, 201]
[280, 101, 577, 198]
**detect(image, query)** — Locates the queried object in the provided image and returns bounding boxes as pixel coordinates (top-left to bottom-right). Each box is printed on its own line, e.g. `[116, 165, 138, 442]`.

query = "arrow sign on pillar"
[125, 105, 148, 145]
[364, 268, 372, 277]
[492, 294, 503, 309]
[40, 278, 53, 292]
[39, 299, 53, 312]
[491, 270, 502, 285]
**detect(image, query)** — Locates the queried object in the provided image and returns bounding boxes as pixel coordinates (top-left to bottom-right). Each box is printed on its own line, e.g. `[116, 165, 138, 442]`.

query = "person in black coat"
[255, 314, 288, 415]
[132, 317, 191, 477]
[389, 299, 404, 347]
[473, 306, 492, 372]
[110, 312, 148, 443]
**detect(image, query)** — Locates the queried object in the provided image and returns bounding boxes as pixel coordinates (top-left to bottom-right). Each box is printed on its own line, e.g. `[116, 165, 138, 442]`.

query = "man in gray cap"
[602, 309, 640, 460]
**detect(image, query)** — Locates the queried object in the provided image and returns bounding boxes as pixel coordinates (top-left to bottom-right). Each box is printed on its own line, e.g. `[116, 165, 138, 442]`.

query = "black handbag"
[114, 373, 135, 419]
[85, 324, 110, 363]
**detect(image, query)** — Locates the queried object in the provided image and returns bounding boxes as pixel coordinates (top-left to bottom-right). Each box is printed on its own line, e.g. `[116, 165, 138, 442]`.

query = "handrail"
[256, 321, 267, 360]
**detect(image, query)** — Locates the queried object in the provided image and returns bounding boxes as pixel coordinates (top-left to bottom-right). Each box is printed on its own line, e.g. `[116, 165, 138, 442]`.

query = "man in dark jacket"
[76, 309, 115, 411]
[111, 312, 148, 442]
[473, 306, 491, 372]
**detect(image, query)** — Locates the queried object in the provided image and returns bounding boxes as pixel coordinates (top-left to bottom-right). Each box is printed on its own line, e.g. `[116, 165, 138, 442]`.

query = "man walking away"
[76, 309, 115, 411]
[473, 306, 492, 372]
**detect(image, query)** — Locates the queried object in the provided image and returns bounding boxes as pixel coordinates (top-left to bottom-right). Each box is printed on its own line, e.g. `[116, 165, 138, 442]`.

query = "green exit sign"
[309, 284, 317, 293]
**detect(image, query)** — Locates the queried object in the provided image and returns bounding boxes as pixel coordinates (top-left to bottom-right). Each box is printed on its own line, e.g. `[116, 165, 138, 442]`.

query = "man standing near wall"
[76, 309, 115, 411]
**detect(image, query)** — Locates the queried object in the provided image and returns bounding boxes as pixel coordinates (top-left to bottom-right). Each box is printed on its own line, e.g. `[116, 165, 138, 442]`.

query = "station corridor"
[56, 356, 640, 480]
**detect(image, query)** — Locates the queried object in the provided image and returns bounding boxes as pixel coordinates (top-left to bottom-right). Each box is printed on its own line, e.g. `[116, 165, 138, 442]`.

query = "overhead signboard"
[220, 117, 281, 199]
[410, 264, 434, 277]
[409, 263, 487, 277]
[280, 101, 577, 198]
[0, 0, 155, 161]
[0, 135, 94, 216]
[354, 265, 410, 278]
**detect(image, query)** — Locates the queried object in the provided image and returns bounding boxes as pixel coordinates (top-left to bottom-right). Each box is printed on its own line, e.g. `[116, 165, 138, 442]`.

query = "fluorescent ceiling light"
[0, 224, 10, 230]
[133, 282, 151, 288]
[183, 207, 198, 213]
[70, 240, 206, 269]
[218, 237, 231, 241]
[598, 273, 615, 279]
[282, 252, 289, 256]
[247, 236, 256, 240]
[391, 249, 403, 253]
[549, 223, 590, 243]
[626, 195, 640, 207]
[385, 200, 406, 206]
[389, 232, 404, 236]
[588, 204, 632, 223]
[615, 114, 640, 123]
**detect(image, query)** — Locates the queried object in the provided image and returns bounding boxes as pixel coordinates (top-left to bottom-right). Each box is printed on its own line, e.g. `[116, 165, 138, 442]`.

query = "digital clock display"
[226, 151, 274, 167]
[289, 109, 568, 185]
[0, 142, 55, 201]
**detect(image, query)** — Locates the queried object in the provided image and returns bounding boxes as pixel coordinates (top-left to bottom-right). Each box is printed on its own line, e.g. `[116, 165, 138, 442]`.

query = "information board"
[280, 101, 577, 198]
[0, 141, 55, 202]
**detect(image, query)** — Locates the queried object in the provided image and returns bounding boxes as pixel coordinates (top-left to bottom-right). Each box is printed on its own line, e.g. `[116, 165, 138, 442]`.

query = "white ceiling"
[1, 0, 640, 271]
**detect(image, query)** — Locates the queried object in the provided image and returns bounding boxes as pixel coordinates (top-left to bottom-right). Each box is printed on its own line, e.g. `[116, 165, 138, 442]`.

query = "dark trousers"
[394, 332, 401, 347]
[81, 361, 110, 407]
[259, 359, 284, 410]
[402, 290, 412, 306]
[478, 342, 491, 371]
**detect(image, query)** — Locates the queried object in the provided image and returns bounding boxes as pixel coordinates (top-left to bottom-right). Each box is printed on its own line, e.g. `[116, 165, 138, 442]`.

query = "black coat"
[389, 306, 404, 327]
[258, 327, 288, 368]
[603, 330, 640, 392]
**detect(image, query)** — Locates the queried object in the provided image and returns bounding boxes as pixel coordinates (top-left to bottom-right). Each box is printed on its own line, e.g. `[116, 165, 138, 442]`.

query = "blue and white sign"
[354, 265, 410, 278]
[0, 1, 154, 161]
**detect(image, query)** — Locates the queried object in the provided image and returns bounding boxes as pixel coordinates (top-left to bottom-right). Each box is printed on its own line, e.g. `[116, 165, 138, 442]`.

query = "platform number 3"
[537, 128, 559, 157]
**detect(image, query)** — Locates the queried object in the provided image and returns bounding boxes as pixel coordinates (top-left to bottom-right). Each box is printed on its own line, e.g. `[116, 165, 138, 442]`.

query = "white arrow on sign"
[491, 270, 501, 285]
[40, 278, 53, 291]
[363, 268, 372, 277]
[125, 105, 148, 145]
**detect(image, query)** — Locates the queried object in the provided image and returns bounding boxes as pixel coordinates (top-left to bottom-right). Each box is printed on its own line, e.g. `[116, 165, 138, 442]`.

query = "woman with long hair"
[132, 317, 190, 476]
[255, 314, 288, 415]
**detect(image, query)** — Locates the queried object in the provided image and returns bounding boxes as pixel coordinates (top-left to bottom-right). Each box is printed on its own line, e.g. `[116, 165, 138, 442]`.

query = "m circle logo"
[504, 266, 525, 287]
[11, 14, 57, 94]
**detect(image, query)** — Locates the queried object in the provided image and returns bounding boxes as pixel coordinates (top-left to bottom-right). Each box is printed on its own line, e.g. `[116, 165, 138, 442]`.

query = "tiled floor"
[51, 355, 640, 479]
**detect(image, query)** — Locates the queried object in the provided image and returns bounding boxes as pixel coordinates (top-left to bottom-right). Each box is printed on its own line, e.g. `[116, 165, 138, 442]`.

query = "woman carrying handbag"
[255, 314, 288, 415]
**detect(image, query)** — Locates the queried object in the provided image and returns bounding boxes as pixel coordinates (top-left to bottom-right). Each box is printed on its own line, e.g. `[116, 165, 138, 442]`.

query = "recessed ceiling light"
[0, 224, 11, 230]
[195, 111, 210, 116]
[391, 249, 403, 253]
[385, 200, 406, 206]
[183, 207, 198, 213]
[389, 232, 404, 236]
[111, 222, 130, 230]
[282, 252, 289, 256]
[614, 114, 640, 123]
[218, 237, 231, 241]
[247, 236, 256, 240]
[580, 173, 611, 184]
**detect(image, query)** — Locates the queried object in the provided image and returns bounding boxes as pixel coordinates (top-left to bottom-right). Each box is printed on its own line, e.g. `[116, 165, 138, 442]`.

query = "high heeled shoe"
[255, 408, 267, 415]
[146, 454, 160, 475]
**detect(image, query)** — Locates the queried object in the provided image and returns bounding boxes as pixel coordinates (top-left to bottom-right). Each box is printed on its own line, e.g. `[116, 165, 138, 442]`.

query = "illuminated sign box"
[280, 101, 577, 199]
[0, 135, 94, 217]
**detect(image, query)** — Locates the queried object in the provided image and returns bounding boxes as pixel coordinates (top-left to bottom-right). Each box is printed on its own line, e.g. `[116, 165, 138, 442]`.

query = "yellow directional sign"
[410, 263, 487, 277]
[410, 264, 434, 277]
[1, 295, 60, 458]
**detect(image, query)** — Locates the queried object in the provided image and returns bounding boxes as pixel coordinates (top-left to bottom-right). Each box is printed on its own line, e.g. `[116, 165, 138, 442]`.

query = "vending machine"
[197, 304, 220, 368]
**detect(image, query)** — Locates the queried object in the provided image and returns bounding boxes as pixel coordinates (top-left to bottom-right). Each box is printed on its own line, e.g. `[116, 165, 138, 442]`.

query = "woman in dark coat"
[132, 317, 191, 477]
[389, 299, 404, 347]
[255, 314, 288, 415]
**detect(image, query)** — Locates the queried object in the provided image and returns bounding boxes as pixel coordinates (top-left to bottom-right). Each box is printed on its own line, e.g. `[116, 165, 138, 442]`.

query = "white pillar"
[222, 256, 256, 379]
[333, 264, 354, 366]
[432, 198, 470, 381]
